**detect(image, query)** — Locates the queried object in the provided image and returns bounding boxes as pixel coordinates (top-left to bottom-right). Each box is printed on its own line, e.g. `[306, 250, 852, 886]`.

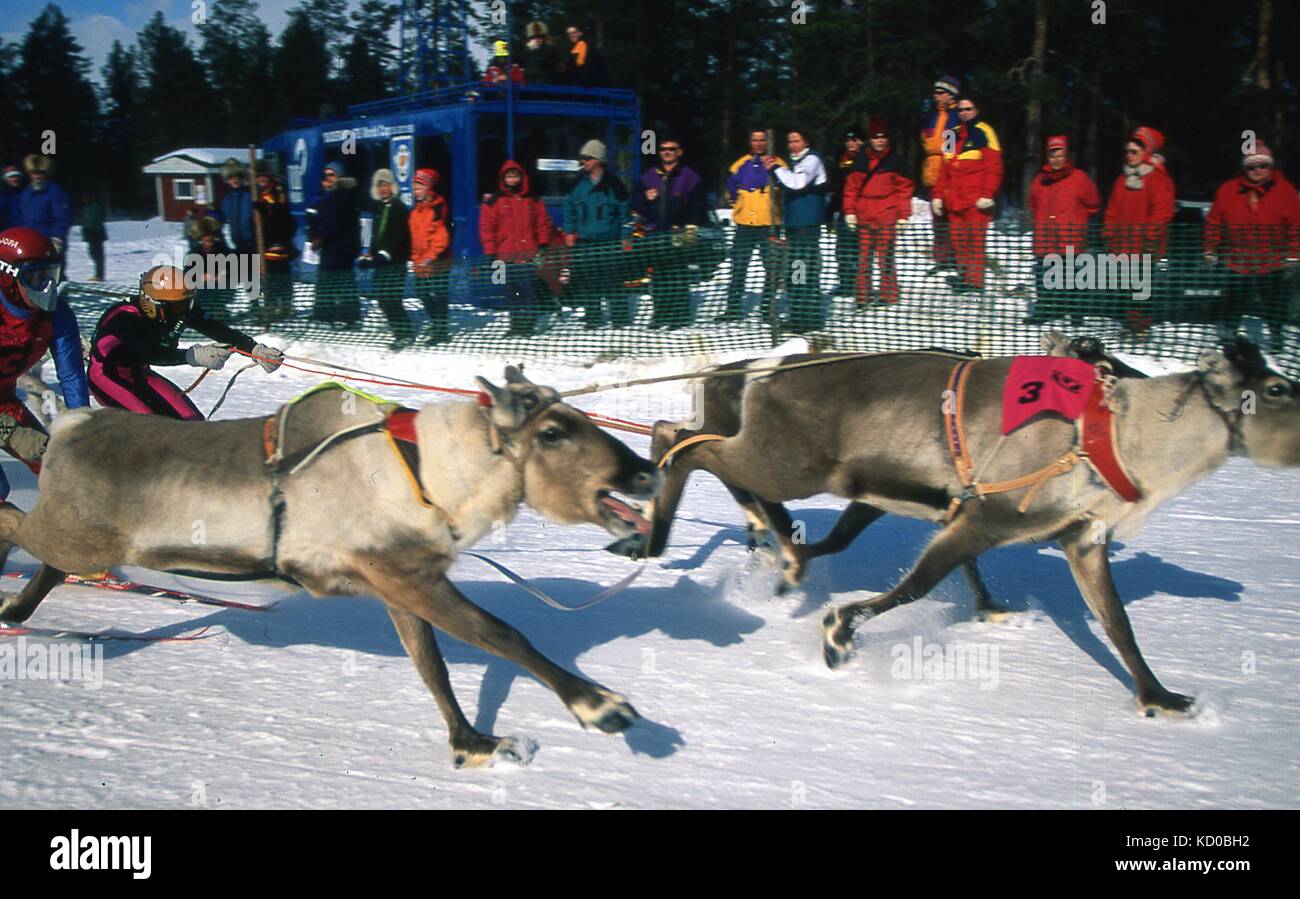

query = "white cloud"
[70, 14, 138, 83]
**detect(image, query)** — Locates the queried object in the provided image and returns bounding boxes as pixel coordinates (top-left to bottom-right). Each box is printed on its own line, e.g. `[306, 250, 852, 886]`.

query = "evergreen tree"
[11, 4, 100, 201]
[273, 8, 334, 121]
[99, 41, 147, 213]
[137, 11, 220, 152]
[338, 0, 400, 109]
[199, 0, 274, 145]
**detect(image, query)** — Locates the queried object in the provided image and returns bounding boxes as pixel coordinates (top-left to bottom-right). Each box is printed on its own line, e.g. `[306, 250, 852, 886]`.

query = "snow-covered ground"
[3, 344, 1298, 809]
[1, 223, 1295, 809]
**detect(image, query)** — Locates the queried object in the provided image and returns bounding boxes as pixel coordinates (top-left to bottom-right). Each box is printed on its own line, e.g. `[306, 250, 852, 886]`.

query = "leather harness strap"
[944, 359, 1141, 522]
[657, 432, 727, 468]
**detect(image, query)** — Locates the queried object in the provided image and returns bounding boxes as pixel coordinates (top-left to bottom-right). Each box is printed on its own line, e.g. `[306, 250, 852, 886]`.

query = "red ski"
[3, 571, 277, 612]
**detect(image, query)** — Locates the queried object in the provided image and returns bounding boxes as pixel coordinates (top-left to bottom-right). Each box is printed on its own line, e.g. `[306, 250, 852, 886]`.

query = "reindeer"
[0, 368, 659, 767]
[631, 340, 1298, 714]
[627, 333, 1143, 614]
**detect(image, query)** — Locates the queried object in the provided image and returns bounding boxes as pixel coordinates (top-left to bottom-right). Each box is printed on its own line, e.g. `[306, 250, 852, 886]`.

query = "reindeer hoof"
[821, 609, 854, 669]
[974, 604, 1018, 624]
[451, 733, 537, 769]
[570, 687, 639, 734]
[1139, 690, 1195, 717]
[604, 535, 646, 558]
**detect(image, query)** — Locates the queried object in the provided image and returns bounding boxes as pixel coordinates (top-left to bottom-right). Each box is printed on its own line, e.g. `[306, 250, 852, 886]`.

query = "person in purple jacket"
[13, 156, 71, 261]
[630, 135, 709, 328]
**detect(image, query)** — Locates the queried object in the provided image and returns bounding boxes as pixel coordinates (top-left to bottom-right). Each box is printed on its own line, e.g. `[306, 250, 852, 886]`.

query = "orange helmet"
[137, 265, 194, 323]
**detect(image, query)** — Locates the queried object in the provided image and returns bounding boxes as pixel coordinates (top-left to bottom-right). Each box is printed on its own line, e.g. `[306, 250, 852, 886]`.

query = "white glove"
[0, 412, 48, 461]
[844, 214, 858, 229]
[975, 197, 995, 210]
[252, 343, 284, 373]
[51, 237, 64, 255]
[931, 199, 944, 216]
[684, 224, 699, 244]
[185, 343, 233, 370]
[377, 250, 392, 263]
[1203, 253, 1219, 267]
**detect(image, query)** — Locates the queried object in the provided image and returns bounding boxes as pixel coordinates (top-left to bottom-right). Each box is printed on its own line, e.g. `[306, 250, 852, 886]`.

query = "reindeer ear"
[504, 365, 534, 386]
[1198, 350, 1242, 406]
[1041, 330, 1069, 356]
[475, 376, 527, 428]
[1223, 337, 1268, 378]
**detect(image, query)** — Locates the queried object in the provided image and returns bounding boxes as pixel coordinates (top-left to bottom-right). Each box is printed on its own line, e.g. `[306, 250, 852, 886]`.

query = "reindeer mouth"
[597, 490, 652, 536]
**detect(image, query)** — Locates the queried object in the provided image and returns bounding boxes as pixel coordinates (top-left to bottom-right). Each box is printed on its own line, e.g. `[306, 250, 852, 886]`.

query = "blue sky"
[3, 0, 317, 81]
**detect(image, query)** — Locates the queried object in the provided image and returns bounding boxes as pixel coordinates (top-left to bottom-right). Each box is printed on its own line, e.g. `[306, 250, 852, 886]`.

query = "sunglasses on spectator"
[1245, 163, 1272, 171]
[579, 155, 595, 161]
[660, 146, 681, 152]
[957, 107, 975, 113]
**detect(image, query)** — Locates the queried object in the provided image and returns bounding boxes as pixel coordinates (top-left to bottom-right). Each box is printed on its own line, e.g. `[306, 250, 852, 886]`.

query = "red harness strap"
[1079, 384, 1141, 502]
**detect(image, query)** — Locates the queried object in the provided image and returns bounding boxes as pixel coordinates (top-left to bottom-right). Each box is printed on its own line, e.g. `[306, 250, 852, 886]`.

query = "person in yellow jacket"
[723, 130, 787, 321]
[919, 75, 961, 273]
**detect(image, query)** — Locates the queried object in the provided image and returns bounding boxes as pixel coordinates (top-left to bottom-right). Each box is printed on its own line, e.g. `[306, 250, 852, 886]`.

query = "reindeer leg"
[0, 562, 65, 624]
[822, 517, 995, 669]
[964, 559, 1017, 622]
[804, 502, 886, 560]
[376, 571, 638, 748]
[1058, 529, 1194, 716]
[384, 606, 533, 769]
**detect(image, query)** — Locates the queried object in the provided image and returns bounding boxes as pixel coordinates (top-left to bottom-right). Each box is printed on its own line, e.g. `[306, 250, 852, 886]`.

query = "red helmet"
[0, 227, 63, 312]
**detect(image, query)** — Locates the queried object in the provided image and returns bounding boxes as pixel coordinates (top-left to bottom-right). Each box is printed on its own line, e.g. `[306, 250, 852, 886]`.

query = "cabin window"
[173, 179, 195, 201]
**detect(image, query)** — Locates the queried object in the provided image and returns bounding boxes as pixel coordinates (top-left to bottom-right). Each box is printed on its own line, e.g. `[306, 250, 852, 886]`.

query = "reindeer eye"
[1265, 382, 1289, 399]
[538, 425, 566, 446]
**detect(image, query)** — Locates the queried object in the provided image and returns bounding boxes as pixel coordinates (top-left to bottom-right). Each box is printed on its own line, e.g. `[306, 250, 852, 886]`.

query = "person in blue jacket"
[14, 156, 71, 260]
[562, 139, 631, 328]
[218, 159, 256, 256]
[306, 160, 361, 324]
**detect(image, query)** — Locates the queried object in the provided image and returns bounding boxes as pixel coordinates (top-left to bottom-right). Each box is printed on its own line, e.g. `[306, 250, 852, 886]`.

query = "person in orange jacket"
[409, 168, 452, 344]
[919, 75, 961, 274]
[1204, 141, 1300, 351]
[933, 97, 1002, 294]
[1025, 134, 1101, 323]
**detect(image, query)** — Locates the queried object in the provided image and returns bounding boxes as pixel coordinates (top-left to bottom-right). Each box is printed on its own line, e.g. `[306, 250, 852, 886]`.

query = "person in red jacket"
[1103, 126, 1176, 258]
[933, 98, 1002, 293]
[1026, 135, 1101, 323]
[1102, 126, 1176, 333]
[479, 160, 558, 336]
[842, 116, 914, 306]
[1204, 141, 1300, 352]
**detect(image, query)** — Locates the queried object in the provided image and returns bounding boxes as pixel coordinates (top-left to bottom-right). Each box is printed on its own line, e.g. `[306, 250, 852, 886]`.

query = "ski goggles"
[4, 259, 64, 312]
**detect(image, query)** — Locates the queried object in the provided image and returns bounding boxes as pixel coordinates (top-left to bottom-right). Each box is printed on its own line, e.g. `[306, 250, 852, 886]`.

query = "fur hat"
[371, 168, 397, 201]
[23, 154, 52, 175]
[187, 215, 223, 241]
[1243, 141, 1275, 168]
[1045, 134, 1068, 154]
[220, 158, 247, 180]
[526, 20, 549, 38]
[579, 139, 607, 162]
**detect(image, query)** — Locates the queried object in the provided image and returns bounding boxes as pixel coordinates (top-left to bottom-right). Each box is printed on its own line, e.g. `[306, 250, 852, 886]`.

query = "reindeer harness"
[943, 359, 1141, 523]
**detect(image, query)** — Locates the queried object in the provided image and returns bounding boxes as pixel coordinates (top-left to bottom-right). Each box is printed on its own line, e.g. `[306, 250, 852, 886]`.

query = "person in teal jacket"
[562, 139, 631, 328]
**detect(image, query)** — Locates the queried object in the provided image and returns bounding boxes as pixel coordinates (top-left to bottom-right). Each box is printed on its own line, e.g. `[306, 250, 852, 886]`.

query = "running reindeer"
[0, 367, 658, 767]
[631, 338, 1299, 714]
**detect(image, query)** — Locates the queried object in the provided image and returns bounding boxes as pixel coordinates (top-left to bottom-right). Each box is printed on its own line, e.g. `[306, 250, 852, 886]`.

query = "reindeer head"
[1198, 339, 1300, 468]
[475, 366, 658, 538]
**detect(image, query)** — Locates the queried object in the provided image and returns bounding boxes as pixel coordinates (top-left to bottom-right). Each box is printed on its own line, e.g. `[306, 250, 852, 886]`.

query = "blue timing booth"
[261, 83, 641, 303]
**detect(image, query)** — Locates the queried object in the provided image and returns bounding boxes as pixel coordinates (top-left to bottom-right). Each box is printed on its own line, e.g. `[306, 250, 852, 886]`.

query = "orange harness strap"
[944, 360, 1130, 523]
[657, 433, 727, 469]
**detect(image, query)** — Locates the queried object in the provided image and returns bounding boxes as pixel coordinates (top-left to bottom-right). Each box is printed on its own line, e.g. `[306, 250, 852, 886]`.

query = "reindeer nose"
[630, 468, 660, 499]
